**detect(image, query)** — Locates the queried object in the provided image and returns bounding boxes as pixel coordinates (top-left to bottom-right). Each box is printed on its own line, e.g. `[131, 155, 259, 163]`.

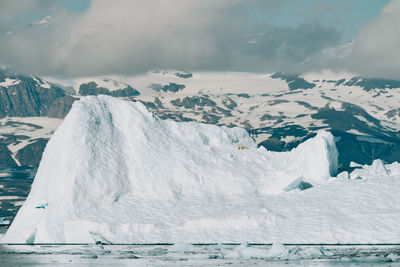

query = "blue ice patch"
[35, 203, 48, 209]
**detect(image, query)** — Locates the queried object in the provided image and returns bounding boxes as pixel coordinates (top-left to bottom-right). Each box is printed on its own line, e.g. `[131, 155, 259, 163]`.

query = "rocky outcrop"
[271, 72, 316, 90]
[345, 77, 400, 91]
[0, 74, 77, 118]
[175, 72, 193, 79]
[150, 83, 185, 92]
[79, 82, 140, 97]
[15, 138, 48, 166]
[0, 144, 17, 168]
[170, 96, 216, 108]
[45, 96, 76, 118]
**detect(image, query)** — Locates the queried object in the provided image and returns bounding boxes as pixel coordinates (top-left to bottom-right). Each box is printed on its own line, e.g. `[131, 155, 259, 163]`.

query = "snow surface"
[81, 78, 131, 91]
[0, 78, 21, 87]
[2, 96, 400, 244]
[0, 117, 62, 165]
[33, 15, 52, 25]
[45, 77, 132, 94]
[44, 70, 400, 134]
[44, 70, 400, 135]
[32, 76, 52, 89]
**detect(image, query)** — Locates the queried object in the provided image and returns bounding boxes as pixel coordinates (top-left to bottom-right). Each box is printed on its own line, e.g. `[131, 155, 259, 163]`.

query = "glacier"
[2, 95, 400, 244]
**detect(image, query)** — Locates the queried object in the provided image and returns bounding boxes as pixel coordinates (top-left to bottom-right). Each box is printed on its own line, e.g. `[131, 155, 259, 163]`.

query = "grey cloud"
[0, 0, 346, 77]
[0, 0, 37, 21]
[0, 0, 237, 76]
[234, 23, 340, 68]
[345, 0, 400, 79]
[0, 0, 36, 34]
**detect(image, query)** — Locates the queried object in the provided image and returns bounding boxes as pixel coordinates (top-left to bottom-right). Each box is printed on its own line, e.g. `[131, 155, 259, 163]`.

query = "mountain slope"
[0, 69, 76, 118]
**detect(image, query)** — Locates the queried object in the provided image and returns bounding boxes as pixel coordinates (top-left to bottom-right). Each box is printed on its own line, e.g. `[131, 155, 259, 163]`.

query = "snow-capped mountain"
[1, 68, 400, 169]
[0, 69, 76, 118]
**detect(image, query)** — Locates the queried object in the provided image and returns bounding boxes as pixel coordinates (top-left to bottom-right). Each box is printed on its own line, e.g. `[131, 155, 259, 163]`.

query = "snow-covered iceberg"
[3, 96, 400, 244]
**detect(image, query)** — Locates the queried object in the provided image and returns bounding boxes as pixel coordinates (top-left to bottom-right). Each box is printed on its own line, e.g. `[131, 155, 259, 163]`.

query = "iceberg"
[3, 96, 400, 244]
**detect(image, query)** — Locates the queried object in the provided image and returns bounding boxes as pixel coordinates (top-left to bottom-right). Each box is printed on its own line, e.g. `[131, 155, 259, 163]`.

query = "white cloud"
[346, 0, 400, 79]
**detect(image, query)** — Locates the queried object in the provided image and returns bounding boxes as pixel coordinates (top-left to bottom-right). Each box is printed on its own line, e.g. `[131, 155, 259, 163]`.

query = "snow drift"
[3, 96, 400, 244]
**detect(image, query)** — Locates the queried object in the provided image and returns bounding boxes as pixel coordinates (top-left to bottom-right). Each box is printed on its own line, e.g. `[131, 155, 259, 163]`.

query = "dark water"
[0, 166, 36, 223]
[0, 244, 400, 266]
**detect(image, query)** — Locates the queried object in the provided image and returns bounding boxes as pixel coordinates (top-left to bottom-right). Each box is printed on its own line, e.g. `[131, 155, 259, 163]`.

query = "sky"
[0, 0, 398, 79]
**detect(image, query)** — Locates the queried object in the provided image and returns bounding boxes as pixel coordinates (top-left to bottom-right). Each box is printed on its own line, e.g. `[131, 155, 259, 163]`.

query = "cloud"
[346, 0, 400, 79]
[0, 0, 37, 35]
[0, 0, 345, 77]
[0, 0, 37, 21]
[230, 22, 341, 73]
[0, 0, 238, 76]
[60, 0, 239, 75]
[0, 0, 57, 36]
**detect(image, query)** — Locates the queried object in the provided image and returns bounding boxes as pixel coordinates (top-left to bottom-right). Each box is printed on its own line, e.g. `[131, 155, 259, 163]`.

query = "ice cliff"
[3, 96, 400, 244]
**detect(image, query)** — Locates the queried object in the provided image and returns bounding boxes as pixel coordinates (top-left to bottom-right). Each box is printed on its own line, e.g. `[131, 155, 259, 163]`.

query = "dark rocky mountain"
[15, 138, 48, 166]
[271, 72, 316, 90]
[344, 77, 400, 91]
[150, 83, 185, 92]
[79, 81, 140, 97]
[0, 144, 17, 168]
[0, 69, 76, 118]
[175, 72, 193, 79]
